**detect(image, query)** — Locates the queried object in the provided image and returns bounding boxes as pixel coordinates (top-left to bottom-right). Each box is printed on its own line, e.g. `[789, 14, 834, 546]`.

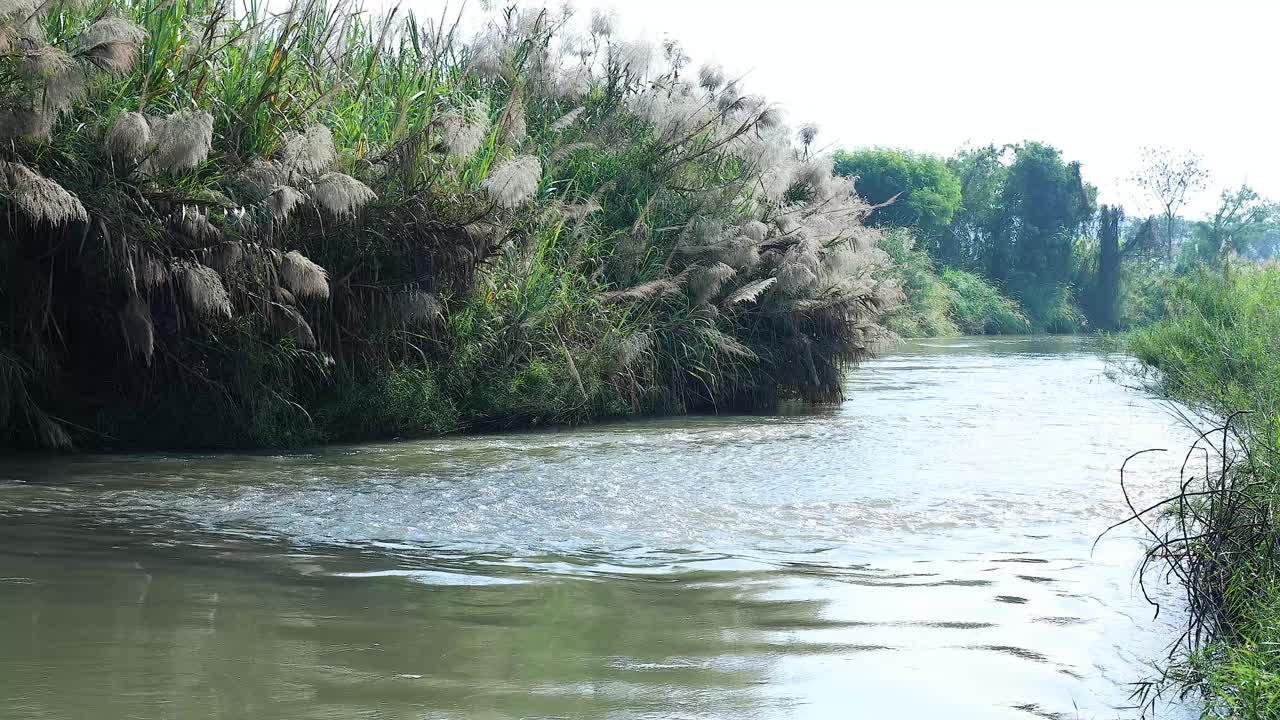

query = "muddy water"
[0, 336, 1195, 719]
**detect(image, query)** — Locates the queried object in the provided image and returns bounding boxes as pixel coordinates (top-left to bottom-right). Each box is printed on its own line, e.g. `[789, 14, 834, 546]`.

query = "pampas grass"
[0, 0, 903, 448]
[78, 17, 146, 73]
[484, 155, 541, 208]
[106, 110, 149, 161]
[0, 162, 88, 226]
[280, 251, 329, 300]
[177, 261, 232, 319]
[146, 110, 213, 173]
[309, 172, 375, 217]
[280, 124, 336, 176]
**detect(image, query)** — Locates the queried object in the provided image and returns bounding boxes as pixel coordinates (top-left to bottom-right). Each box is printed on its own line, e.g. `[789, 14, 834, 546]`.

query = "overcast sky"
[414, 0, 1279, 217]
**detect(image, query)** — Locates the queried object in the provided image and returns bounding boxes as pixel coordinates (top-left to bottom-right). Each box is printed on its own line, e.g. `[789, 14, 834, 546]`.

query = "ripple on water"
[0, 336, 1200, 720]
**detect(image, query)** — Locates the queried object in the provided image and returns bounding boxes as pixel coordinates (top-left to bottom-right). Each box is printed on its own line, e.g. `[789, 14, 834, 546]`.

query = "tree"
[942, 144, 1010, 272]
[832, 149, 962, 254]
[1093, 205, 1123, 330]
[1189, 185, 1276, 266]
[998, 142, 1096, 296]
[1132, 146, 1210, 262]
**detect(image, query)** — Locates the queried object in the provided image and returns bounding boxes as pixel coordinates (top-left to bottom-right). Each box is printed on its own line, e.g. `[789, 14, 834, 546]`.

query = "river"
[0, 336, 1198, 719]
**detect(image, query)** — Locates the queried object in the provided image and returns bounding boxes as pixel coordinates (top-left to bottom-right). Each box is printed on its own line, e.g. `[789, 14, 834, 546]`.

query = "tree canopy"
[832, 149, 962, 241]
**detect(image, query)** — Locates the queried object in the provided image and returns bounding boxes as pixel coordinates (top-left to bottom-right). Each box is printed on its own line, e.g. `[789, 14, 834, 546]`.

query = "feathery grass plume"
[0, 107, 47, 141]
[739, 220, 769, 243]
[776, 241, 822, 294]
[0, 162, 88, 226]
[716, 80, 741, 111]
[272, 285, 296, 305]
[691, 262, 736, 303]
[797, 123, 820, 147]
[270, 305, 316, 348]
[700, 326, 757, 359]
[25, 44, 86, 107]
[497, 87, 526, 145]
[616, 331, 652, 369]
[589, 8, 615, 37]
[176, 261, 232, 319]
[77, 17, 146, 73]
[172, 208, 221, 245]
[118, 293, 154, 364]
[13, 45, 86, 139]
[232, 159, 285, 198]
[795, 156, 835, 195]
[775, 213, 801, 234]
[697, 63, 724, 92]
[612, 39, 653, 77]
[198, 241, 244, 274]
[598, 275, 684, 304]
[714, 238, 760, 271]
[146, 110, 213, 173]
[483, 155, 541, 208]
[280, 123, 336, 176]
[629, 87, 710, 143]
[436, 105, 489, 160]
[755, 106, 783, 131]
[270, 185, 305, 222]
[467, 29, 510, 80]
[553, 67, 592, 99]
[561, 198, 601, 222]
[550, 106, 583, 131]
[723, 277, 776, 307]
[309, 172, 375, 217]
[106, 111, 149, 161]
[394, 290, 442, 324]
[280, 250, 329, 300]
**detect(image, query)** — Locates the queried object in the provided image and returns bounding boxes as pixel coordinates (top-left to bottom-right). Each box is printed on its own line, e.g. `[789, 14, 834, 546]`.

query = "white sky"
[412, 0, 1280, 218]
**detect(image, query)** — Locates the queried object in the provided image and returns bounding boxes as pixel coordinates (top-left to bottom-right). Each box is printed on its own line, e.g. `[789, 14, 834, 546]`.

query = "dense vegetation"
[838, 145, 1279, 336]
[0, 0, 907, 450]
[1125, 268, 1280, 718]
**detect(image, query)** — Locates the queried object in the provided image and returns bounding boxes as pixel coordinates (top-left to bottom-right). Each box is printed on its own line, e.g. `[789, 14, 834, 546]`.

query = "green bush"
[877, 230, 957, 337]
[940, 269, 1031, 335]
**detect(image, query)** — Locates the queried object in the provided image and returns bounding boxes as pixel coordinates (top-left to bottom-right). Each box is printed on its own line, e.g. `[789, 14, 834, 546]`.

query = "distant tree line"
[834, 143, 1279, 332]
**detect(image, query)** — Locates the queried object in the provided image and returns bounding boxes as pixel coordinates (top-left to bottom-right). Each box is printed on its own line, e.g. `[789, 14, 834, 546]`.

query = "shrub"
[877, 229, 957, 337]
[940, 269, 1031, 335]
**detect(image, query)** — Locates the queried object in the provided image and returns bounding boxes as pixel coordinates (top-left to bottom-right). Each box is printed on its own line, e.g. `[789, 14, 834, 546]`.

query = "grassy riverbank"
[0, 0, 910, 450]
[1127, 266, 1280, 718]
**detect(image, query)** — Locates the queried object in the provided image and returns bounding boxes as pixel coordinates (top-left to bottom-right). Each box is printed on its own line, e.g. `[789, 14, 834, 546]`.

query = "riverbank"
[0, 0, 905, 451]
[1127, 266, 1280, 718]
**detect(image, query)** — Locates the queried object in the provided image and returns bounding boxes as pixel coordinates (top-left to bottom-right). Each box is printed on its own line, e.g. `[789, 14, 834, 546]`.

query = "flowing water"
[0, 336, 1199, 719]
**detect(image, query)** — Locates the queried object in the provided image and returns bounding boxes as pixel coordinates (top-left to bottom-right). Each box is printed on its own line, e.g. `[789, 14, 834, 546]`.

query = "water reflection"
[0, 336, 1195, 719]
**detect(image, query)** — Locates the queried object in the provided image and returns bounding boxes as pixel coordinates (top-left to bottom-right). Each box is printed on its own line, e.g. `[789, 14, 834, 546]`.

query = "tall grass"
[940, 268, 1031, 335]
[0, 0, 903, 449]
[1124, 266, 1280, 718]
[876, 229, 957, 337]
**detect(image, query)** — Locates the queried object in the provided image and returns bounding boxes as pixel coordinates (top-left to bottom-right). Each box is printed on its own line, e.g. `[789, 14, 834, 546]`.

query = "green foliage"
[1184, 185, 1278, 267]
[1129, 268, 1280, 424]
[832, 148, 962, 241]
[939, 268, 1030, 335]
[998, 142, 1097, 290]
[942, 144, 1009, 271]
[1127, 267, 1280, 719]
[0, 0, 904, 449]
[877, 230, 956, 337]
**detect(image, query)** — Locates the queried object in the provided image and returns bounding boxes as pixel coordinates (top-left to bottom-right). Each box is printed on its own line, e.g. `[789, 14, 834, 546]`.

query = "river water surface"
[1, 336, 1198, 719]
